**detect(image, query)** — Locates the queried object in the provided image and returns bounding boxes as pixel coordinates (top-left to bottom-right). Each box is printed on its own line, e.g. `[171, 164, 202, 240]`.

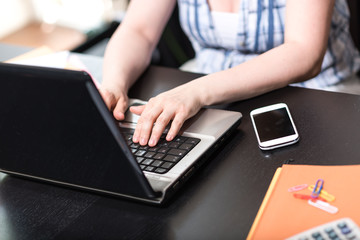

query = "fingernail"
[149, 138, 157, 146]
[140, 137, 147, 146]
[132, 135, 139, 143]
[166, 134, 174, 141]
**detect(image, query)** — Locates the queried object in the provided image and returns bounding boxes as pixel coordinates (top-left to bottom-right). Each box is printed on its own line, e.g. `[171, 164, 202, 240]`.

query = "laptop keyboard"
[122, 130, 200, 174]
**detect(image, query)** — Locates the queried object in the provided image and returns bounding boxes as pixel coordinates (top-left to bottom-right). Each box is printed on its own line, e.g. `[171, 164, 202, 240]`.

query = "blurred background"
[0, 0, 195, 68]
[1, 0, 357, 69]
[0, 0, 129, 51]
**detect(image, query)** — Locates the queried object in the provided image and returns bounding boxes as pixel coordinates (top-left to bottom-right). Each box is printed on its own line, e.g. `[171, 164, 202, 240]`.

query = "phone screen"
[252, 107, 296, 142]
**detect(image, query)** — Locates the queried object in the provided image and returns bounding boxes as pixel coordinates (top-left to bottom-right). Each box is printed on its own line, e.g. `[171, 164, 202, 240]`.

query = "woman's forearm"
[102, 26, 154, 94]
[192, 42, 326, 106]
[102, 0, 176, 95]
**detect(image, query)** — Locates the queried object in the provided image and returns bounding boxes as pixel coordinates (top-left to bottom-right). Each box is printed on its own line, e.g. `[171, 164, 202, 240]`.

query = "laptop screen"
[0, 63, 158, 199]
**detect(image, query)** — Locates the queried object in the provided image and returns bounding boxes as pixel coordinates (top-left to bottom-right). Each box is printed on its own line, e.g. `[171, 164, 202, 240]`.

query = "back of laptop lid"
[0, 63, 158, 200]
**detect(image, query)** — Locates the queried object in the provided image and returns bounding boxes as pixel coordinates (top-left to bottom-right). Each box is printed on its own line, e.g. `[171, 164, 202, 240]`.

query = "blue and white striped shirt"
[177, 0, 360, 89]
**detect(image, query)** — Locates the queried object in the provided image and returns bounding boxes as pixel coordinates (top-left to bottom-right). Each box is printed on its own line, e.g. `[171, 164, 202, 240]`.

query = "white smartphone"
[250, 103, 299, 150]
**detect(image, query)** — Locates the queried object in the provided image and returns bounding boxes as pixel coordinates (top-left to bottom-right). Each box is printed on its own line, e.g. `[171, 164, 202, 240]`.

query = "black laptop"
[0, 62, 242, 204]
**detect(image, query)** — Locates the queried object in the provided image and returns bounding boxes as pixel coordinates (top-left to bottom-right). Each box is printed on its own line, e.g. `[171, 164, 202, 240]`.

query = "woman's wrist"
[185, 76, 214, 107]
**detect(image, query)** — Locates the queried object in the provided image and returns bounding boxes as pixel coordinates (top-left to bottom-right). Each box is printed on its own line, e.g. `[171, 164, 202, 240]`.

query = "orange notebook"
[247, 164, 360, 239]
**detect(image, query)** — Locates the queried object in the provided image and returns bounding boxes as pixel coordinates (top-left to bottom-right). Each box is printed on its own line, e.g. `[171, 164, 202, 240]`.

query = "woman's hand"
[100, 88, 129, 121]
[130, 83, 204, 147]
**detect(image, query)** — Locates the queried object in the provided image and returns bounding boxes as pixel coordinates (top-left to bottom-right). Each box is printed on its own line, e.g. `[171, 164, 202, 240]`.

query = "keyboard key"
[124, 134, 132, 141]
[136, 157, 144, 163]
[134, 150, 146, 157]
[151, 160, 163, 167]
[163, 155, 180, 163]
[161, 162, 174, 169]
[179, 143, 193, 151]
[130, 143, 140, 148]
[142, 159, 154, 166]
[168, 149, 187, 157]
[185, 138, 200, 145]
[145, 166, 155, 172]
[154, 153, 165, 160]
[174, 136, 187, 142]
[148, 146, 159, 152]
[121, 128, 200, 174]
[158, 141, 170, 147]
[157, 147, 169, 154]
[169, 142, 180, 148]
[154, 168, 167, 174]
[144, 152, 156, 158]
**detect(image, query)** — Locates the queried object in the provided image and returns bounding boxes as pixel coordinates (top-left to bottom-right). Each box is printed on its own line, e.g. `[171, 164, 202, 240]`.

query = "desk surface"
[0, 43, 32, 62]
[1, 51, 360, 239]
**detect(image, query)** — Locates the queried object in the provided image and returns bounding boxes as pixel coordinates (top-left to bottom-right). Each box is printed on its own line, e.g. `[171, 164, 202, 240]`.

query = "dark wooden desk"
[1, 65, 360, 240]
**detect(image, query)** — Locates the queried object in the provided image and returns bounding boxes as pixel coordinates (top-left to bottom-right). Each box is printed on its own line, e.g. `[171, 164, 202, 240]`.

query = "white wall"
[0, 0, 128, 39]
[30, 0, 128, 32]
[0, 0, 35, 38]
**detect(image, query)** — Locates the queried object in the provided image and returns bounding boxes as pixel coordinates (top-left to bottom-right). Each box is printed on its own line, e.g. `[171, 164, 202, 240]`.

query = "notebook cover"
[247, 164, 360, 239]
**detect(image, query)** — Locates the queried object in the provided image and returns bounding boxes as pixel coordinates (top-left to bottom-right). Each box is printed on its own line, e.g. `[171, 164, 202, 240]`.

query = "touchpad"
[123, 99, 147, 123]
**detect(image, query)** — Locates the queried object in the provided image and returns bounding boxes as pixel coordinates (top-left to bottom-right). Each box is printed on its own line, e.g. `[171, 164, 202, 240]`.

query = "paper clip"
[288, 184, 308, 192]
[293, 193, 327, 202]
[311, 179, 324, 199]
[308, 199, 338, 214]
[308, 185, 336, 202]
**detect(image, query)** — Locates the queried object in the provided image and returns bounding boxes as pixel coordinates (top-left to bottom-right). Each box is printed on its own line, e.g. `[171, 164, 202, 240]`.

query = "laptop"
[0, 62, 242, 204]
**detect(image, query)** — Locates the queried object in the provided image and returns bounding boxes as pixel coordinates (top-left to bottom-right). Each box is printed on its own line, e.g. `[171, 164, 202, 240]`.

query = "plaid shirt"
[178, 0, 360, 89]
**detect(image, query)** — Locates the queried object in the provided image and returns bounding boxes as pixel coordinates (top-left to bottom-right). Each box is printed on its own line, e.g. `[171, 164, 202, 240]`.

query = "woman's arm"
[131, 0, 335, 146]
[197, 0, 335, 104]
[101, 0, 176, 120]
